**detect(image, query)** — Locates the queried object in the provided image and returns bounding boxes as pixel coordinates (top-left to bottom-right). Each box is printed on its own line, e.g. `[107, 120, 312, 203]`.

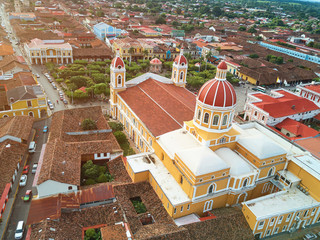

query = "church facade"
[109, 50, 320, 239]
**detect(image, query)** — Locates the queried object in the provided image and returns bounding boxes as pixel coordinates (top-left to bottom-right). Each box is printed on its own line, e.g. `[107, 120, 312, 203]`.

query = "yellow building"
[110, 53, 320, 239]
[24, 38, 73, 65]
[0, 85, 48, 118]
[243, 154, 320, 239]
[112, 37, 153, 61]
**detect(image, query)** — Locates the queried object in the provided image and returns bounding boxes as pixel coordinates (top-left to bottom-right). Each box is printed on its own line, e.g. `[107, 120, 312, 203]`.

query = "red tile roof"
[119, 79, 196, 136]
[295, 137, 320, 159]
[304, 84, 320, 94]
[275, 118, 319, 138]
[252, 90, 319, 118]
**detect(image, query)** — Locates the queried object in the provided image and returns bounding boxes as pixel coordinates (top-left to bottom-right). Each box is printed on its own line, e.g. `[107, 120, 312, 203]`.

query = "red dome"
[150, 58, 162, 65]
[174, 55, 188, 65]
[111, 56, 125, 69]
[197, 79, 236, 107]
[217, 61, 228, 70]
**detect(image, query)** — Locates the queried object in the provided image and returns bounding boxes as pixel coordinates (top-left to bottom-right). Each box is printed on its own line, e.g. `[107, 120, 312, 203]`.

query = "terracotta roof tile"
[119, 79, 196, 136]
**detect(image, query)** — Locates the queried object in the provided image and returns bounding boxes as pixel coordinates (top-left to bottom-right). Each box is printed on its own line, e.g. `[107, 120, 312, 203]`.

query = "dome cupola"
[193, 61, 236, 133]
[111, 49, 125, 69]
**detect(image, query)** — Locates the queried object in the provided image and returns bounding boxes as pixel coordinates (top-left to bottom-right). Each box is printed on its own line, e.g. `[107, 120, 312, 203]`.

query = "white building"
[297, 83, 320, 107]
[244, 89, 320, 126]
[24, 38, 73, 65]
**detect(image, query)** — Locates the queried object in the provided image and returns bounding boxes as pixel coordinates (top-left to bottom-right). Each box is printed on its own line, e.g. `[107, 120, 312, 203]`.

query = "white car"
[31, 163, 38, 174]
[36, 74, 40, 78]
[19, 175, 27, 187]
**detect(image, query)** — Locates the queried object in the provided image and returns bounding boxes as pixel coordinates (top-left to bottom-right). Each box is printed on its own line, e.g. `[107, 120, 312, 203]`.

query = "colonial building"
[297, 83, 320, 107]
[244, 89, 320, 126]
[109, 52, 320, 239]
[112, 38, 153, 61]
[24, 38, 73, 65]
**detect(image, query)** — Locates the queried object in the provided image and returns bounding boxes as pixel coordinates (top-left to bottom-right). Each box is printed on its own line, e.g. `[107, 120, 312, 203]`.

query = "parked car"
[51, 82, 57, 89]
[19, 175, 27, 187]
[14, 221, 24, 239]
[43, 126, 48, 133]
[23, 190, 32, 202]
[47, 100, 54, 110]
[303, 233, 317, 240]
[28, 141, 36, 153]
[36, 74, 40, 78]
[32, 163, 38, 174]
[59, 95, 64, 100]
[22, 165, 29, 174]
[63, 99, 68, 104]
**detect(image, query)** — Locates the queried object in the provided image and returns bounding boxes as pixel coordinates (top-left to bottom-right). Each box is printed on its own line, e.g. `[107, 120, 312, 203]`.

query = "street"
[3, 118, 50, 240]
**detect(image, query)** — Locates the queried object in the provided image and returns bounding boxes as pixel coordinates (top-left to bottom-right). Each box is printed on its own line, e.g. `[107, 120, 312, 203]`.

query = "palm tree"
[205, 51, 212, 70]
[143, 49, 149, 62]
[128, 47, 135, 66]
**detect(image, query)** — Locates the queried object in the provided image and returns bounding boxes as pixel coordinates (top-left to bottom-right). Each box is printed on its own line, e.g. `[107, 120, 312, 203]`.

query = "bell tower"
[172, 47, 188, 87]
[110, 49, 126, 119]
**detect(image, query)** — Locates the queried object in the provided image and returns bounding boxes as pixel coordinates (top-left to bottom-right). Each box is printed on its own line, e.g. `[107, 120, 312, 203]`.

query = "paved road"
[4, 119, 50, 240]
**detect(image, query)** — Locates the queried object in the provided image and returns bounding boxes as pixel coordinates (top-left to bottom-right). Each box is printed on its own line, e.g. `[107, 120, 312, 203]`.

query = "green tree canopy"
[81, 118, 97, 130]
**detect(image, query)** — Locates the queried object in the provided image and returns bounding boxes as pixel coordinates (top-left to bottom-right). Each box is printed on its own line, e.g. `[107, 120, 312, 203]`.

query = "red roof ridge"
[150, 79, 195, 112]
[137, 82, 183, 128]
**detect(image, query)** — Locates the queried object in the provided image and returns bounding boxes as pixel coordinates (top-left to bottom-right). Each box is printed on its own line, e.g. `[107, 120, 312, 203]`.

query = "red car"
[22, 165, 29, 174]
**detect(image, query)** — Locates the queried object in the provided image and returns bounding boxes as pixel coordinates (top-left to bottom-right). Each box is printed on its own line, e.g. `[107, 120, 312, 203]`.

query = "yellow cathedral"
[109, 50, 320, 239]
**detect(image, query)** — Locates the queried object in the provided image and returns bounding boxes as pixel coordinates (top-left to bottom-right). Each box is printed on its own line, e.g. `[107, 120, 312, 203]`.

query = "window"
[212, 115, 219, 125]
[197, 109, 201, 120]
[117, 75, 122, 85]
[278, 216, 283, 224]
[203, 113, 209, 124]
[199, 179, 203, 182]
[167, 203, 169, 209]
[262, 116, 265, 121]
[311, 208, 316, 216]
[243, 178, 248, 187]
[297, 212, 300, 217]
[219, 137, 226, 144]
[257, 221, 265, 230]
[222, 115, 228, 125]
[211, 175, 215, 179]
[254, 111, 257, 116]
[68, 186, 73, 190]
[270, 218, 275, 226]
[282, 225, 287, 232]
[307, 219, 311, 225]
[268, 168, 274, 177]
[174, 208, 176, 214]
[274, 227, 279, 234]
[181, 206, 183, 212]
[187, 204, 190, 210]
[304, 210, 309, 217]
[180, 71, 184, 80]
[208, 185, 214, 194]
[180, 176, 183, 184]
[266, 229, 271, 236]
[286, 214, 291, 222]
[27, 101, 32, 107]
[174, 71, 176, 79]
[161, 153, 164, 161]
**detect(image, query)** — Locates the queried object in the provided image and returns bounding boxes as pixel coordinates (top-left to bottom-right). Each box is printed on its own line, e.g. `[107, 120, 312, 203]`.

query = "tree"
[249, 54, 259, 59]
[205, 51, 212, 70]
[81, 118, 97, 130]
[238, 26, 246, 31]
[143, 49, 149, 62]
[94, 83, 107, 95]
[248, 27, 257, 33]
[108, 122, 123, 131]
[176, 7, 182, 14]
[114, 131, 127, 145]
[212, 6, 222, 17]
[92, 73, 106, 83]
[155, 16, 166, 24]
[128, 47, 135, 66]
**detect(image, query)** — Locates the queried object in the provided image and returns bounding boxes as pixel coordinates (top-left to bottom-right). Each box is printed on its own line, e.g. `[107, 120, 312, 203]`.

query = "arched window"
[203, 113, 209, 124]
[243, 178, 248, 187]
[212, 115, 219, 125]
[174, 70, 176, 79]
[197, 109, 201, 120]
[219, 137, 226, 144]
[222, 115, 228, 125]
[28, 112, 34, 117]
[180, 71, 184, 81]
[117, 75, 122, 85]
[268, 167, 275, 177]
[208, 184, 215, 194]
